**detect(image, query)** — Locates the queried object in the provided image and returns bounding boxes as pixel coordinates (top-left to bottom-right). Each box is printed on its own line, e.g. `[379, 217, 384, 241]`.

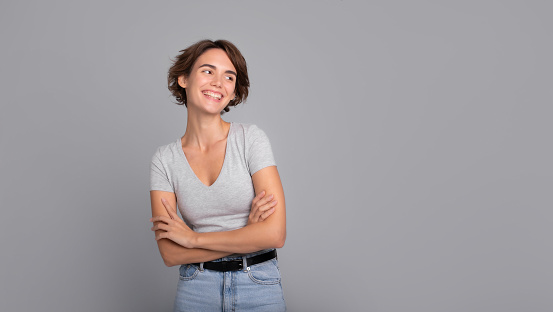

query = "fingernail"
[268, 194, 274, 199]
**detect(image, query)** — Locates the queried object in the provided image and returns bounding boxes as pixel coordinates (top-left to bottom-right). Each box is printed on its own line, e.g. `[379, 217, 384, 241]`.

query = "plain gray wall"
[1, 1, 552, 311]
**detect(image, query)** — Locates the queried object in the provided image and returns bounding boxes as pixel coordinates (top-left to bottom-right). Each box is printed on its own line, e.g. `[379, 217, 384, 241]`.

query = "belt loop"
[199, 262, 204, 272]
[242, 256, 249, 272]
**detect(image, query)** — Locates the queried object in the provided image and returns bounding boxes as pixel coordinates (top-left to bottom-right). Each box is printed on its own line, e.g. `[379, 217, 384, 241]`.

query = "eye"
[225, 76, 234, 81]
[202, 69, 212, 74]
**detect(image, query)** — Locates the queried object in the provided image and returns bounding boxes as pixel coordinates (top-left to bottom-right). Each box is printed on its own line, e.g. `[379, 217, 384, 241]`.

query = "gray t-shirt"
[150, 122, 276, 233]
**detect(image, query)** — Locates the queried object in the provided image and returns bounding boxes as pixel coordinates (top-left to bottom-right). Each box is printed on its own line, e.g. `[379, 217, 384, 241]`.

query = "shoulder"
[151, 139, 181, 163]
[232, 122, 270, 141]
[236, 123, 276, 175]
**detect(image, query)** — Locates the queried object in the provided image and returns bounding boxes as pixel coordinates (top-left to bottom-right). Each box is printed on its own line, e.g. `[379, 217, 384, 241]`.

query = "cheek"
[196, 77, 210, 86]
[226, 83, 236, 95]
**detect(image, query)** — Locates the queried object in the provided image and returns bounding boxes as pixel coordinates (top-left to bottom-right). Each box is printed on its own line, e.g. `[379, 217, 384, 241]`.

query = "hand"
[150, 198, 197, 248]
[247, 190, 278, 225]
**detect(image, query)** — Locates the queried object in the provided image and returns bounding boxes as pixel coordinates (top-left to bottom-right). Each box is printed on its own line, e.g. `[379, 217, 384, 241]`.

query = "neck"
[182, 109, 230, 150]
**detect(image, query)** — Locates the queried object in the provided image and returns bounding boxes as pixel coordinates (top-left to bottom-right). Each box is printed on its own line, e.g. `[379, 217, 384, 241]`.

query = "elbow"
[157, 238, 182, 267]
[163, 258, 176, 267]
[274, 239, 285, 249]
[271, 230, 286, 249]
[160, 250, 177, 267]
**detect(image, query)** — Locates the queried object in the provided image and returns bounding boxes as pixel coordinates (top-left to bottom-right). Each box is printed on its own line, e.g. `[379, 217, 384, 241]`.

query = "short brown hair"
[167, 39, 250, 114]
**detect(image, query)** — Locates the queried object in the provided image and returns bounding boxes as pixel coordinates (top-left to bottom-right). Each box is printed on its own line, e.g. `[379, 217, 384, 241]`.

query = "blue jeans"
[173, 252, 286, 312]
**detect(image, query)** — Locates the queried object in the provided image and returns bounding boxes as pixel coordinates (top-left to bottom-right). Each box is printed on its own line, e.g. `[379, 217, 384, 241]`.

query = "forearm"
[150, 167, 287, 257]
[156, 238, 232, 267]
[150, 191, 229, 266]
[192, 220, 286, 254]
[191, 166, 287, 253]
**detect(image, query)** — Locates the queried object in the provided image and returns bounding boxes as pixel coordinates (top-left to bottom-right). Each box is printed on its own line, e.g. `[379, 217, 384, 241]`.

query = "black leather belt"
[192, 250, 277, 272]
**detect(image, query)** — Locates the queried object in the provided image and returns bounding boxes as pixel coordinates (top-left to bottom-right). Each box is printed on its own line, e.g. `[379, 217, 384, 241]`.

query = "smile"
[202, 91, 223, 100]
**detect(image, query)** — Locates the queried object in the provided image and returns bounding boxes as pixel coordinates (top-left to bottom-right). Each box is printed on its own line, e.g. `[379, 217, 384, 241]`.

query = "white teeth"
[203, 91, 222, 100]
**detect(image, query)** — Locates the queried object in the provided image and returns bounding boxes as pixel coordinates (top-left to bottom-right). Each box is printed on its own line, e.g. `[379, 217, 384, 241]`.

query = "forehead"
[194, 48, 236, 72]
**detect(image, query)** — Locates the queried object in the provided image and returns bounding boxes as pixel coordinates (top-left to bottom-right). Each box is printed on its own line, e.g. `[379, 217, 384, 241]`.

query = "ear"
[177, 75, 187, 88]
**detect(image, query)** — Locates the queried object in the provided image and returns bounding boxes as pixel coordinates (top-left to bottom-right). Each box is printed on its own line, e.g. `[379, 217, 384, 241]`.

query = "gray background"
[1, 1, 552, 311]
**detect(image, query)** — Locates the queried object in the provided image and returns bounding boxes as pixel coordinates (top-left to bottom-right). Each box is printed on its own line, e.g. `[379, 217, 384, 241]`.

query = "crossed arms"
[149, 166, 286, 267]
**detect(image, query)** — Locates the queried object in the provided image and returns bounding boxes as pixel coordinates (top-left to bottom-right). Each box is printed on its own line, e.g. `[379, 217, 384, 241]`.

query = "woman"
[149, 39, 286, 311]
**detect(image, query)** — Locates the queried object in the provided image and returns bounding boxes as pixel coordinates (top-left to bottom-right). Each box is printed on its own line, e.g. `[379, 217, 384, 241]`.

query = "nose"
[211, 75, 222, 88]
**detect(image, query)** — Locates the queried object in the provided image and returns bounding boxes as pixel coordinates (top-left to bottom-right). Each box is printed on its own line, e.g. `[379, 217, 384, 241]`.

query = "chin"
[199, 105, 229, 115]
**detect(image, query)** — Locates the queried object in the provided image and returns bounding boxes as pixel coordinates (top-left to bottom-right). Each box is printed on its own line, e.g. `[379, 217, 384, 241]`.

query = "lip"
[202, 90, 224, 101]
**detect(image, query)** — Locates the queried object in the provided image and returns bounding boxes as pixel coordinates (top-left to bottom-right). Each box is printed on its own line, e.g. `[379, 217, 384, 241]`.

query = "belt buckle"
[222, 259, 242, 272]
[232, 259, 243, 271]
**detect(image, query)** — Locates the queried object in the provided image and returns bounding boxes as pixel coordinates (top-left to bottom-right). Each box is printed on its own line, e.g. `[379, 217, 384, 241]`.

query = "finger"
[252, 199, 274, 219]
[258, 199, 278, 212]
[255, 200, 277, 220]
[249, 193, 267, 216]
[251, 195, 273, 218]
[251, 191, 266, 206]
[260, 207, 276, 221]
[155, 231, 169, 241]
[161, 198, 178, 220]
[152, 223, 170, 232]
[150, 215, 172, 224]
[249, 193, 274, 223]
[256, 194, 274, 208]
[251, 207, 263, 222]
[151, 215, 171, 223]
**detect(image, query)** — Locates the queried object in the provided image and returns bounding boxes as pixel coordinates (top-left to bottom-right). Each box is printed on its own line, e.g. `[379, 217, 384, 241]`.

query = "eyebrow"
[199, 64, 237, 77]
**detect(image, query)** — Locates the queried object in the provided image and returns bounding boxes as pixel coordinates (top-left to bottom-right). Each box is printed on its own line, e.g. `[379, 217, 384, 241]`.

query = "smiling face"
[178, 48, 237, 115]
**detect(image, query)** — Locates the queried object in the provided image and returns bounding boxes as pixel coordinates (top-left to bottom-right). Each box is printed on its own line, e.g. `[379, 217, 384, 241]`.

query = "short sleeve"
[246, 125, 276, 176]
[150, 147, 174, 192]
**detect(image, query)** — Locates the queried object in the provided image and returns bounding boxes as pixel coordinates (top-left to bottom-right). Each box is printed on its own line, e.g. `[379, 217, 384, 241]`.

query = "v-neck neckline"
[178, 122, 233, 188]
